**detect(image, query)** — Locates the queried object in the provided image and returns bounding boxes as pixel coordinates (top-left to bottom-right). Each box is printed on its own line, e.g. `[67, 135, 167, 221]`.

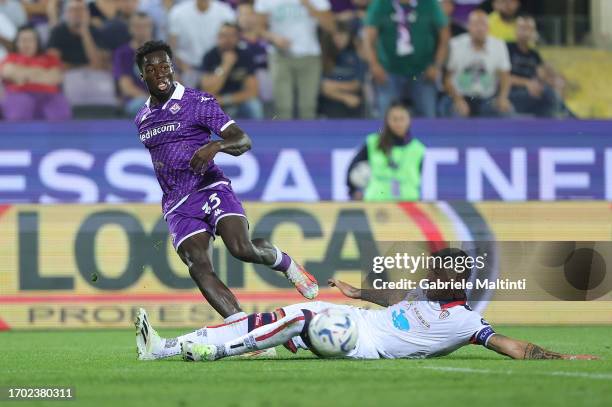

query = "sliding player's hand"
[328, 278, 361, 299]
[190, 142, 221, 174]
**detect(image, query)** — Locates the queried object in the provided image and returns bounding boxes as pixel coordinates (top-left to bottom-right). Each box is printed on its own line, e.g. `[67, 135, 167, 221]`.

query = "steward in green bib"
[346, 102, 425, 201]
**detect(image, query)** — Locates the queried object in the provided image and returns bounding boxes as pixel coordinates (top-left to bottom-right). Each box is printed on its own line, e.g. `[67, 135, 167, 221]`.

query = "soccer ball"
[348, 161, 371, 189]
[307, 308, 359, 357]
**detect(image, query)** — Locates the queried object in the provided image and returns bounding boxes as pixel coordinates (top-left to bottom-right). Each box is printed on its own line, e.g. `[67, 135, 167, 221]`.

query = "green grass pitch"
[1, 326, 611, 407]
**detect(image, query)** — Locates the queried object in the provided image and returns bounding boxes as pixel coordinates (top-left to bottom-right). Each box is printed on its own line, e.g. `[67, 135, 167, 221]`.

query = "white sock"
[271, 245, 283, 268]
[224, 311, 247, 324]
[219, 310, 306, 358]
[159, 315, 250, 358]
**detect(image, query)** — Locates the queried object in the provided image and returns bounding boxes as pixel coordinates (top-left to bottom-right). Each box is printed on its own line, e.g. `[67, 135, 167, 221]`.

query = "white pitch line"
[423, 366, 612, 381]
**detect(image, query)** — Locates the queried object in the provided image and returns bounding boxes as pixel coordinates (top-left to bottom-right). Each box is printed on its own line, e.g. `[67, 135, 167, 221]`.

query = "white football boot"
[285, 261, 319, 300]
[135, 308, 164, 360]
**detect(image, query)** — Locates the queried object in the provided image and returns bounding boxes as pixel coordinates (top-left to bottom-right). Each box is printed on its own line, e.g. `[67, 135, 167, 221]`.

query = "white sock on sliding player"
[219, 310, 307, 358]
[160, 314, 250, 358]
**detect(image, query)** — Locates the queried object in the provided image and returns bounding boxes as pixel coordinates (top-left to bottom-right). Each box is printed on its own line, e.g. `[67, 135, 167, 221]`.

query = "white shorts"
[281, 301, 381, 359]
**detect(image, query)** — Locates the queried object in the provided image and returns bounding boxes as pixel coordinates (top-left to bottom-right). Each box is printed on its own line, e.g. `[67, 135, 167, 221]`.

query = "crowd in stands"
[0, 0, 573, 120]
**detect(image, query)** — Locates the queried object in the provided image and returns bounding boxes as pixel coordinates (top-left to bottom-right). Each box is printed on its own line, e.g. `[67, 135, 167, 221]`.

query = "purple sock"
[271, 250, 292, 273]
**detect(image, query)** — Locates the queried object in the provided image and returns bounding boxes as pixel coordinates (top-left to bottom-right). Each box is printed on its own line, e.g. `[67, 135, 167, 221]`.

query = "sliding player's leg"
[135, 308, 279, 360]
[182, 308, 316, 361]
[217, 215, 319, 300]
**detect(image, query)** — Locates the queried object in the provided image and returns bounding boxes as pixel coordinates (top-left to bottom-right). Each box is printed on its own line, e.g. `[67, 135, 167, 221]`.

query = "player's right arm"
[485, 334, 598, 360]
[328, 278, 406, 307]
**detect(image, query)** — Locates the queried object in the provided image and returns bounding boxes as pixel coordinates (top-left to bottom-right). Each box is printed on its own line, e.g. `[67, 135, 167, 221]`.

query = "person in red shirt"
[0, 24, 72, 120]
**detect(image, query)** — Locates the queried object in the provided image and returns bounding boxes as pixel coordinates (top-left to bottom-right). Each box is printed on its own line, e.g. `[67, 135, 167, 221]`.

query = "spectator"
[48, 0, 117, 108]
[88, 0, 117, 28]
[346, 101, 425, 201]
[236, 1, 272, 104]
[97, 0, 140, 51]
[46, 0, 64, 28]
[168, 0, 235, 88]
[489, 0, 520, 42]
[201, 22, 263, 119]
[319, 20, 365, 118]
[352, 0, 370, 18]
[441, 10, 513, 117]
[113, 12, 153, 116]
[22, 0, 50, 23]
[451, 0, 486, 26]
[0, 0, 24, 61]
[221, 0, 239, 8]
[0, 12, 16, 61]
[0, 25, 71, 120]
[507, 15, 561, 118]
[0, 0, 27, 28]
[364, 0, 449, 118]
[47, 0, 104, 69]
[440, 0, 467, 37]
[329, 0, 357, 22]
[139, 0, 174, 41]
[255, 0, 335, 119]
[237, 2, 267, 70]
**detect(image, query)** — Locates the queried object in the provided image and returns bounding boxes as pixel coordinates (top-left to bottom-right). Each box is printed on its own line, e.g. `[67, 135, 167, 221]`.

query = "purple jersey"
[135, 83, 235, 215]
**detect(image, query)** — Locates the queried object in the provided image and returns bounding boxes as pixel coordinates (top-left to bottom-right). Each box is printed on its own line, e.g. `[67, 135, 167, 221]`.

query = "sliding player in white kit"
[135, 249, 597, 361]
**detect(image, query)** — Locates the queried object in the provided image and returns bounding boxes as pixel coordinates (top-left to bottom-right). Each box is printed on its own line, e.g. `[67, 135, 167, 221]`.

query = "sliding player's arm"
[328, 278, 406, 307]
[485, 333, 598, 360]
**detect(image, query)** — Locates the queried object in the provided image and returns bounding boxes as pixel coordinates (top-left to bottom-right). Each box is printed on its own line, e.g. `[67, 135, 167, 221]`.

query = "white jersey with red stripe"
[282, 290, 495, 359]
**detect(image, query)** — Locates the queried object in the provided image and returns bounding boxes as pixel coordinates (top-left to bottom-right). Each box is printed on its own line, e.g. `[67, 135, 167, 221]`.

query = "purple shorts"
[164, 181, 247, 251]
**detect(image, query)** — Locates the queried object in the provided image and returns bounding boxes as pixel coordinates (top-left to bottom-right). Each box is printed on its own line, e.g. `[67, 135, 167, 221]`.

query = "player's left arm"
[190, 123, 252, 173]
[484, 333, 599, 360]
[190, 94, 253, 173]
[218, 123, 252, 156]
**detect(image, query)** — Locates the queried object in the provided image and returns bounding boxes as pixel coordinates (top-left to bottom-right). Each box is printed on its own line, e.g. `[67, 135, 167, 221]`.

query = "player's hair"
[135, 40, 173, 72]
[378, 101, 411, 155]
[429, 248, 472, 301]
[430, 248, 472, 280]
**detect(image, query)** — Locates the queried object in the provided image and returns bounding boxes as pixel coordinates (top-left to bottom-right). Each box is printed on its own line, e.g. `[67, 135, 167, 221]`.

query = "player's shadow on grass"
[160, 354, 503, 363]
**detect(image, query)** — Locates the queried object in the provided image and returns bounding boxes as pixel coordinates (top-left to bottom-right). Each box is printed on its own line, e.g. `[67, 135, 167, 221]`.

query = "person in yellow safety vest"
[346, 101, 425, 201]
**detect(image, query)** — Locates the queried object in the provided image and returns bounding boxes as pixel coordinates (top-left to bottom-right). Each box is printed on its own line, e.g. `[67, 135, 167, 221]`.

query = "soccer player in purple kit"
[133, 40, 319, 326]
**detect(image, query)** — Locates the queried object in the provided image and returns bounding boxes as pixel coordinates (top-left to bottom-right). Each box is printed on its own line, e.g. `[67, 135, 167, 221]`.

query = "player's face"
[141, 51, 175, 99]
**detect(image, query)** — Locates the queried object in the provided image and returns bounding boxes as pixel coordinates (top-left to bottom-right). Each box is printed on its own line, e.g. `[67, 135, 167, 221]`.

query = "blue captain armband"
[470, 326, 496, 347]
